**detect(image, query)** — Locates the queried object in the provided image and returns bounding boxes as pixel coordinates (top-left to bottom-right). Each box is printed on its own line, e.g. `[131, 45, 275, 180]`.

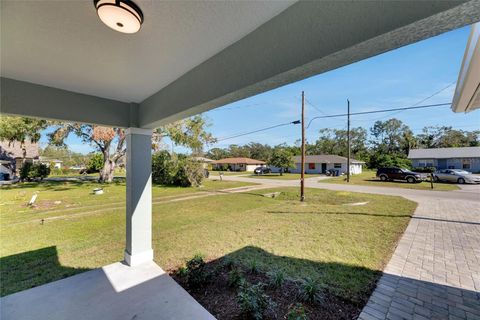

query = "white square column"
[124, 128, 153, 266]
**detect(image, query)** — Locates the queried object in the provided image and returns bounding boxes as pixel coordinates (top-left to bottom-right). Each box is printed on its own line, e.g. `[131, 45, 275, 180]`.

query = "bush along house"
[408, 147, 480, 173]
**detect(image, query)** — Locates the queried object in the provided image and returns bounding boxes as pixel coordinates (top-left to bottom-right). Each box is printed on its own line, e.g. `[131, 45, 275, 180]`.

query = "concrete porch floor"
[0, 261, 215, 320]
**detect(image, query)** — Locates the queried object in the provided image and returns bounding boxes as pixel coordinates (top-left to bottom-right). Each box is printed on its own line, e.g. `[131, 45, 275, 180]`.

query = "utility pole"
[301, 91, 305, 202]
[347, 99, 351, 183]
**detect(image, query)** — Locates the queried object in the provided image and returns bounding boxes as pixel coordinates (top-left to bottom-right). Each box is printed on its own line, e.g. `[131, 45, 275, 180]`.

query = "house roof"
[0, 140, 39, 160]
[212, 157, 266, 165]
[293, 155, 365, 164]
[408, 147, 480, 159]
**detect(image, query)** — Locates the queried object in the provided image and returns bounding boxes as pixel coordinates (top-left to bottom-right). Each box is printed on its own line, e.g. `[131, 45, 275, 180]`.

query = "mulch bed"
[170, 258, 363, 320]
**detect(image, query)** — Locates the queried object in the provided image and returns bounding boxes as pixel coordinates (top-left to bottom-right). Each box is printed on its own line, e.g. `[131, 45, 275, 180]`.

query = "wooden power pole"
[301, 91, 306, 201]
[347, 99, 351, 183]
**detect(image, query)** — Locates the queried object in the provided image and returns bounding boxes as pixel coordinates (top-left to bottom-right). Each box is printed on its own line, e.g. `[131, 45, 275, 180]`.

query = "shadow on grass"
[0, 246, 91, 297]
[267, 210, 412, 219]
[219, 246, 380, 305]
[176, 246, 480, 319]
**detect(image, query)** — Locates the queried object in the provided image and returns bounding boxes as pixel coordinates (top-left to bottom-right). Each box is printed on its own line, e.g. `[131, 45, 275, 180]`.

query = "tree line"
[206, 118, 479, 169]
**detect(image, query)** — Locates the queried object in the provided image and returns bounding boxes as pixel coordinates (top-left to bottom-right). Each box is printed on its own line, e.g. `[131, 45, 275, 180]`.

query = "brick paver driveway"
[216, 175, 480, 319]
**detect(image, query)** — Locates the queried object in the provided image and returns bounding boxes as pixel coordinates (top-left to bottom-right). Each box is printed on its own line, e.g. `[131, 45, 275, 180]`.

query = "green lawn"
[0, 179, 254, 225]
[0, 181, 415, 304]
[248, 173, 322, 180]
[321, 170, 460, 191]
[209, 171, 250, 176]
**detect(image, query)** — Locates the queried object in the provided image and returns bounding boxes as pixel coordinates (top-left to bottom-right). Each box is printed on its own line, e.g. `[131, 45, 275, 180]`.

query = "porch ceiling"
[1, 1, 480, 128]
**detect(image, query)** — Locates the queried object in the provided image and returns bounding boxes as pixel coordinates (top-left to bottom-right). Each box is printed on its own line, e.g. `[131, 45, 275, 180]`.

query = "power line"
[306, 102, 451, 129]
[215, 120, 301, 142]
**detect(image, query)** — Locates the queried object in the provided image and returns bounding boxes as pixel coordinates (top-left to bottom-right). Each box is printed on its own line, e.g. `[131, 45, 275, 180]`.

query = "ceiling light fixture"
[94, 0, 144, 34]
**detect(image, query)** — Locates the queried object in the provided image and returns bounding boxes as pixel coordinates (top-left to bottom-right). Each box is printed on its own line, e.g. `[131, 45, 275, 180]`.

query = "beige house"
[212, 157, 266, 172]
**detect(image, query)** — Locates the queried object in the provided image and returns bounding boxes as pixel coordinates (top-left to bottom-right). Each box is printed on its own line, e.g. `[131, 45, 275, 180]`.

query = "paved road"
[214, 176, 480, 319]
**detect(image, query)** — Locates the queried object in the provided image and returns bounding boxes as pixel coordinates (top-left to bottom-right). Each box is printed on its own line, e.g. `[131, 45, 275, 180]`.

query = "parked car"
[254, 167, 271, 174]
[376, 167, 425, 183]
[433, 169, 480, 184]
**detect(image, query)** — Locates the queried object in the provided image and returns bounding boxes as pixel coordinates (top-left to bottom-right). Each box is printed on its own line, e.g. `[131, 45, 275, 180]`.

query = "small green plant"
[267, 270, 285, 288]
[185, 254, 209, 288]
[286, 303, 308, 320]
[299, 277, 321, 303]
[247, 259, 259, 274]
[237, 282, 275, 320]
[227, 268, 245, 288]
[176, 266, 188, 278]
[222, 256, 236, 270]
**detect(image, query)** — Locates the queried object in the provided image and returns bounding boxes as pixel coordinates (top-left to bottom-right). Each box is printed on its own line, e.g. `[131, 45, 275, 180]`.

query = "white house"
[212, 157, 266, 172]
[38, 157, 63, 169]
[290, 155, 364, 175]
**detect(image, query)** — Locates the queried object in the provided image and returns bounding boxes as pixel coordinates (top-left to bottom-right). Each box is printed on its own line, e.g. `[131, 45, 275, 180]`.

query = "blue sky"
[41, 25, 479, 154]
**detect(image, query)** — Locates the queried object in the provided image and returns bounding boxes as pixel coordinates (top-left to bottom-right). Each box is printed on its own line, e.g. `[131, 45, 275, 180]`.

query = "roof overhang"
[452, 22, 480, 113]
[2, 1, 480, 128]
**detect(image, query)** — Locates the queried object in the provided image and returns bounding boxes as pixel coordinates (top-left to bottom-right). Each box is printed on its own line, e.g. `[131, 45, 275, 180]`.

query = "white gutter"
[452, 22, 480, 113]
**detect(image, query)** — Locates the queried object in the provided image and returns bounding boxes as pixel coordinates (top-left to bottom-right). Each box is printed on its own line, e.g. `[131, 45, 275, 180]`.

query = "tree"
[154, 115, 216, 155]
[0, 116, 49, 165]
[206, 147, 230, 160]
[311, 127, 368, 160]
[417, 126, 479, 148]
[244, 143, 272, 161]
[370, 118, 414, 156]
[40, 145, 90, 167]
[268, 148, 294, 175]
[49, 115, 215, 183]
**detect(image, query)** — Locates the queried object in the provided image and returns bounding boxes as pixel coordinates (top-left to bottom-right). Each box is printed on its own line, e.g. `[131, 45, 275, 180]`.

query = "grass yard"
[322, 170, 460, 191]
[0, 179, 254, 225]
[209, 171, 251, 176]
[0, 181, 415, 308]
[248, 173, 322, 180]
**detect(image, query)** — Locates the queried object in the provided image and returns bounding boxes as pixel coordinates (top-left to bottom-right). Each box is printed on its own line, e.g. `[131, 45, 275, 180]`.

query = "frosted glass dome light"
[94, 0, 144, 34]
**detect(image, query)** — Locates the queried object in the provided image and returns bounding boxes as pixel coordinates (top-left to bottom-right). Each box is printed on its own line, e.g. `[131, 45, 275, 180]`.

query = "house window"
[334, 163, 342, 168]
[308, 163, 315, 170]
[462, 159, 471, 169]
[418, 159, 434, 167]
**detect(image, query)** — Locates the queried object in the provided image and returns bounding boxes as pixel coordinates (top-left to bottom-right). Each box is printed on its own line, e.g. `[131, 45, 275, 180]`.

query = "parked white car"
[433, 169, 480, 184]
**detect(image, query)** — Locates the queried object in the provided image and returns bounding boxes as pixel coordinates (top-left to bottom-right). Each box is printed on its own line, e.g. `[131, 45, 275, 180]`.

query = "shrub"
[267, 270, 285, 288]
[286, 303, 308, 320]
[152, 152, 204, 187]
[247, 259, 259, 274]
[237, 282, 275, 320]
[152, 151, 175, 185]
[368, 153, 412, 170]
[227, 268, 245, 288]
[185, 254, 209, 288]
[86, 153, 103, 173]
[20, 162, 50, 181]
[173, 157, 204, 187]
[176, 266, 188, 278]
[299, 277, 321, 304]
[222, 257, 236, 270]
